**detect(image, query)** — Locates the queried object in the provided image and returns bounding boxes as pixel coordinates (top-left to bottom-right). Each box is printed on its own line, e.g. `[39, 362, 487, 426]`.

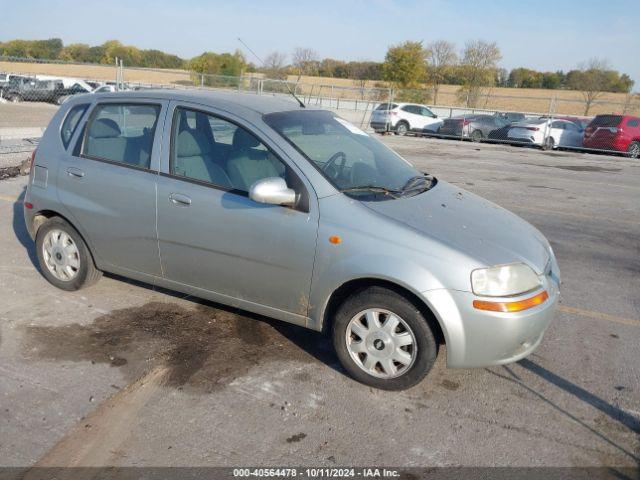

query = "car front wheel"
[332, 286, 438, 390]
[35, 217, 102, 291]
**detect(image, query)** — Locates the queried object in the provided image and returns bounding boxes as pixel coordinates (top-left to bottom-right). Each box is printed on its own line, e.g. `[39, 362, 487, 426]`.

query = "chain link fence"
[1, 57, 639, 159]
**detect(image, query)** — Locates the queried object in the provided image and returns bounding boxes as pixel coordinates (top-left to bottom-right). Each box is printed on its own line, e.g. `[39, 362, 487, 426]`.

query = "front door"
[156, 104, 319, 318]
[56, 101, 166, 276]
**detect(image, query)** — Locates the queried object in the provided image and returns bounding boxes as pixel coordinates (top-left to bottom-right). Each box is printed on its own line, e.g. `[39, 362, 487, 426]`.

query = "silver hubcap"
[42, 229, 80, 281]
[345, 308, 417, 379]
[630, 144, 640, 158]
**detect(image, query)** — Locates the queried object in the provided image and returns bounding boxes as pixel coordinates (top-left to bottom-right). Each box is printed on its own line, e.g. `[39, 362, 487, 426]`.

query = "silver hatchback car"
[24, 90, 560, 390]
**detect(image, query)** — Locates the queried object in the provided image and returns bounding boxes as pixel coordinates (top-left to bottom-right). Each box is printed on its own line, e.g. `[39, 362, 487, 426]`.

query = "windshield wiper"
[401, 174, 436, 195]
[340, 185, 403, 198]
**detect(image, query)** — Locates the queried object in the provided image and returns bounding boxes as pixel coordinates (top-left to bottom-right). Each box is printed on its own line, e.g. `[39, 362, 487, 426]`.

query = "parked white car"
[370, 102, 443, 136]
[57, 83, 122, 105]
[507, 118, 584, 149]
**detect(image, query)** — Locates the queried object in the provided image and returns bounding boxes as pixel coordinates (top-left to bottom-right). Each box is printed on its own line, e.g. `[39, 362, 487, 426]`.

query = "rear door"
[56, 100, 167, 276]
[400, 105, 421, 129]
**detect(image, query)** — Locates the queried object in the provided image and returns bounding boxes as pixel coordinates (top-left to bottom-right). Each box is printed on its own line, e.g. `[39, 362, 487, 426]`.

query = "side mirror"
[249, 177, 296, 206]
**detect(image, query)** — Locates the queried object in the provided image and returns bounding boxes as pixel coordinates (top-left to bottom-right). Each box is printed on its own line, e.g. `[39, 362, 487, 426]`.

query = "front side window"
[83, 103, 160, 168]
[420, 107, 434, 117]
[61, 104, 88, 148]
[264, 110, 432, 200]
[170, 107, 289, 193]
[627, 119, 639, 127]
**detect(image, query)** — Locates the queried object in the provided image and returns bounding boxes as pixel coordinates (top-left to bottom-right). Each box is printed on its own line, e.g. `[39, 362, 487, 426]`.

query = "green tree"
[382, 41, 427, 89]
[59, 43, 91, 62]
[189, 51, 247, 86]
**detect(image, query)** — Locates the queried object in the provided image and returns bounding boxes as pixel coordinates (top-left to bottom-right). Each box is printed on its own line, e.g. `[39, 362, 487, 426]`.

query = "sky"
[1, 0, 638, 88]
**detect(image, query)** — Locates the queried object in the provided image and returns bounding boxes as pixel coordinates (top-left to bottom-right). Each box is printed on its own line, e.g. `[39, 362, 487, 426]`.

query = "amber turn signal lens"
[473, 290, 549, 313]
[329, 236, 342, 244]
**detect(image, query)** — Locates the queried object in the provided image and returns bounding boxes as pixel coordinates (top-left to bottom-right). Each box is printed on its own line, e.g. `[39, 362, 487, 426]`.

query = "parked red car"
[582, 114, 640, 158]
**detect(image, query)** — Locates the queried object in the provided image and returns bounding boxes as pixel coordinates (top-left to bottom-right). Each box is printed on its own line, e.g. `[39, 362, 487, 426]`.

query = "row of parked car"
[0, 73, 119, 105]
[370, 102, 640, 159]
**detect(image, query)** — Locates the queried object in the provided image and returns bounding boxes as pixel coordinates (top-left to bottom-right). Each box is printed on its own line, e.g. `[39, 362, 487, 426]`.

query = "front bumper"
[421, 275, 559, 368]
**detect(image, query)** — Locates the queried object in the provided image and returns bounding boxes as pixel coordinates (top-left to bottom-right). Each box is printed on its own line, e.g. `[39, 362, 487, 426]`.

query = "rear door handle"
[169, 193, 192, 206]
[66, 167, 85, 178]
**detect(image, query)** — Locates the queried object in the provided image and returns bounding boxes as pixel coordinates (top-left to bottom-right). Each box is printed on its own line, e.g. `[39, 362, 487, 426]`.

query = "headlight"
[471, 263, 541, 297]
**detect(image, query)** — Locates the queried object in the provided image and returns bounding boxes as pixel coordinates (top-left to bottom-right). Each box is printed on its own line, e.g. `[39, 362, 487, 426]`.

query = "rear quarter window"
[60, 104, 89, 149]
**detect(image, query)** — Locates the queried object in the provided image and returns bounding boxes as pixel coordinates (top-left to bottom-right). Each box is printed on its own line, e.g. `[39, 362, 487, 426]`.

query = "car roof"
[88, 89, 308, 115]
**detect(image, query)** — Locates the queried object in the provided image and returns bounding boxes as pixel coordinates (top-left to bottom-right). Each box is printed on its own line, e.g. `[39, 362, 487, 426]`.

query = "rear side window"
[60, 104, 88, 148]
[82, 103, 160, 169]
[375, 103, 398, 111]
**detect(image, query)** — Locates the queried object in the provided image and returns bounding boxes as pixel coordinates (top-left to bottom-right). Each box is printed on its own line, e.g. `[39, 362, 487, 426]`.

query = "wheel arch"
[32, 209, 100, 268]
[320, 277, 445, 346]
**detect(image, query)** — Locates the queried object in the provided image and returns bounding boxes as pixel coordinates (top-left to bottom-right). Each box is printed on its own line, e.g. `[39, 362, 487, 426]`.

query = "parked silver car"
[24, 90, 560, 390]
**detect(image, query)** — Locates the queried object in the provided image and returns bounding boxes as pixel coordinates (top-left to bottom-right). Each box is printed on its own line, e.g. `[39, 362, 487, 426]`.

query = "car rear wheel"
[543, 136, 555, 150]
[332, 286, 438, 390]
[395, 122, 409, 136]
[627, 141, 640, 159]
[8, 94, 22, 103]
[470, 129, 483, 142]
[35, 217, 102, 291]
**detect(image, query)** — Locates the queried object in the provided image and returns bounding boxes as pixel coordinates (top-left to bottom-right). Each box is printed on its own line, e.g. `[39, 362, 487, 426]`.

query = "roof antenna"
[237, 37, 305, 108]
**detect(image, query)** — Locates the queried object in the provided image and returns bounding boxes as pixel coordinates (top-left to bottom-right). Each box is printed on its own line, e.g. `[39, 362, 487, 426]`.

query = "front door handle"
[169, 193, 192, 206]
[66, 167, 85, 178]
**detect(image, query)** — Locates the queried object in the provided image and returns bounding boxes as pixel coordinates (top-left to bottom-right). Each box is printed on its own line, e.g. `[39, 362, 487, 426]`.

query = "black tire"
[542, 136, 555, 150]
[395, 121, 409, 136]
[332, 286, 438, 391]
[470, 129, 483, 142]
[627, 141, 640, 159]
[8, 94, 22, 103]
[35, 217, 102, 291]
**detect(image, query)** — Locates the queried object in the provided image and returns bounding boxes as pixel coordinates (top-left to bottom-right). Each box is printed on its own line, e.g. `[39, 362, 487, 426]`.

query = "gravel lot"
[0, 101, 57, 129]
[0, 103, 638, 471]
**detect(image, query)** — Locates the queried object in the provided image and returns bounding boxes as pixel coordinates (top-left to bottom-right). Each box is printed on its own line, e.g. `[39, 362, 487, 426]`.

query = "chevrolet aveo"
[24, 90, 560, 390]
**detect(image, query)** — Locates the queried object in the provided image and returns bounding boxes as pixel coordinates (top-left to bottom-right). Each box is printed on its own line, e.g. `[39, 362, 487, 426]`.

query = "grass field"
[1, 61, 638, 116]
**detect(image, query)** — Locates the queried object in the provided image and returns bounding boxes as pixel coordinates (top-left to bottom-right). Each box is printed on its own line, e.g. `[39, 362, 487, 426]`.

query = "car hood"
[362, 180, 550, 274]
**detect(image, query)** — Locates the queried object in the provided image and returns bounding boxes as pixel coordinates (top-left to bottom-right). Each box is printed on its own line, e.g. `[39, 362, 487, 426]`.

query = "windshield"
[264, 110, 431, 199]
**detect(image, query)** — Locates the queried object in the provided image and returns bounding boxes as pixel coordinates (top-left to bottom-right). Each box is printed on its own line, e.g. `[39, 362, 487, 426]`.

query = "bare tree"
[425, 40, 457, 105]
[457, 40, 502, 107]
[566, 58, 613, 115]
[263, 51, 287, 79]
[622, 92, 640, 115]
[292, 47, 319, 82]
